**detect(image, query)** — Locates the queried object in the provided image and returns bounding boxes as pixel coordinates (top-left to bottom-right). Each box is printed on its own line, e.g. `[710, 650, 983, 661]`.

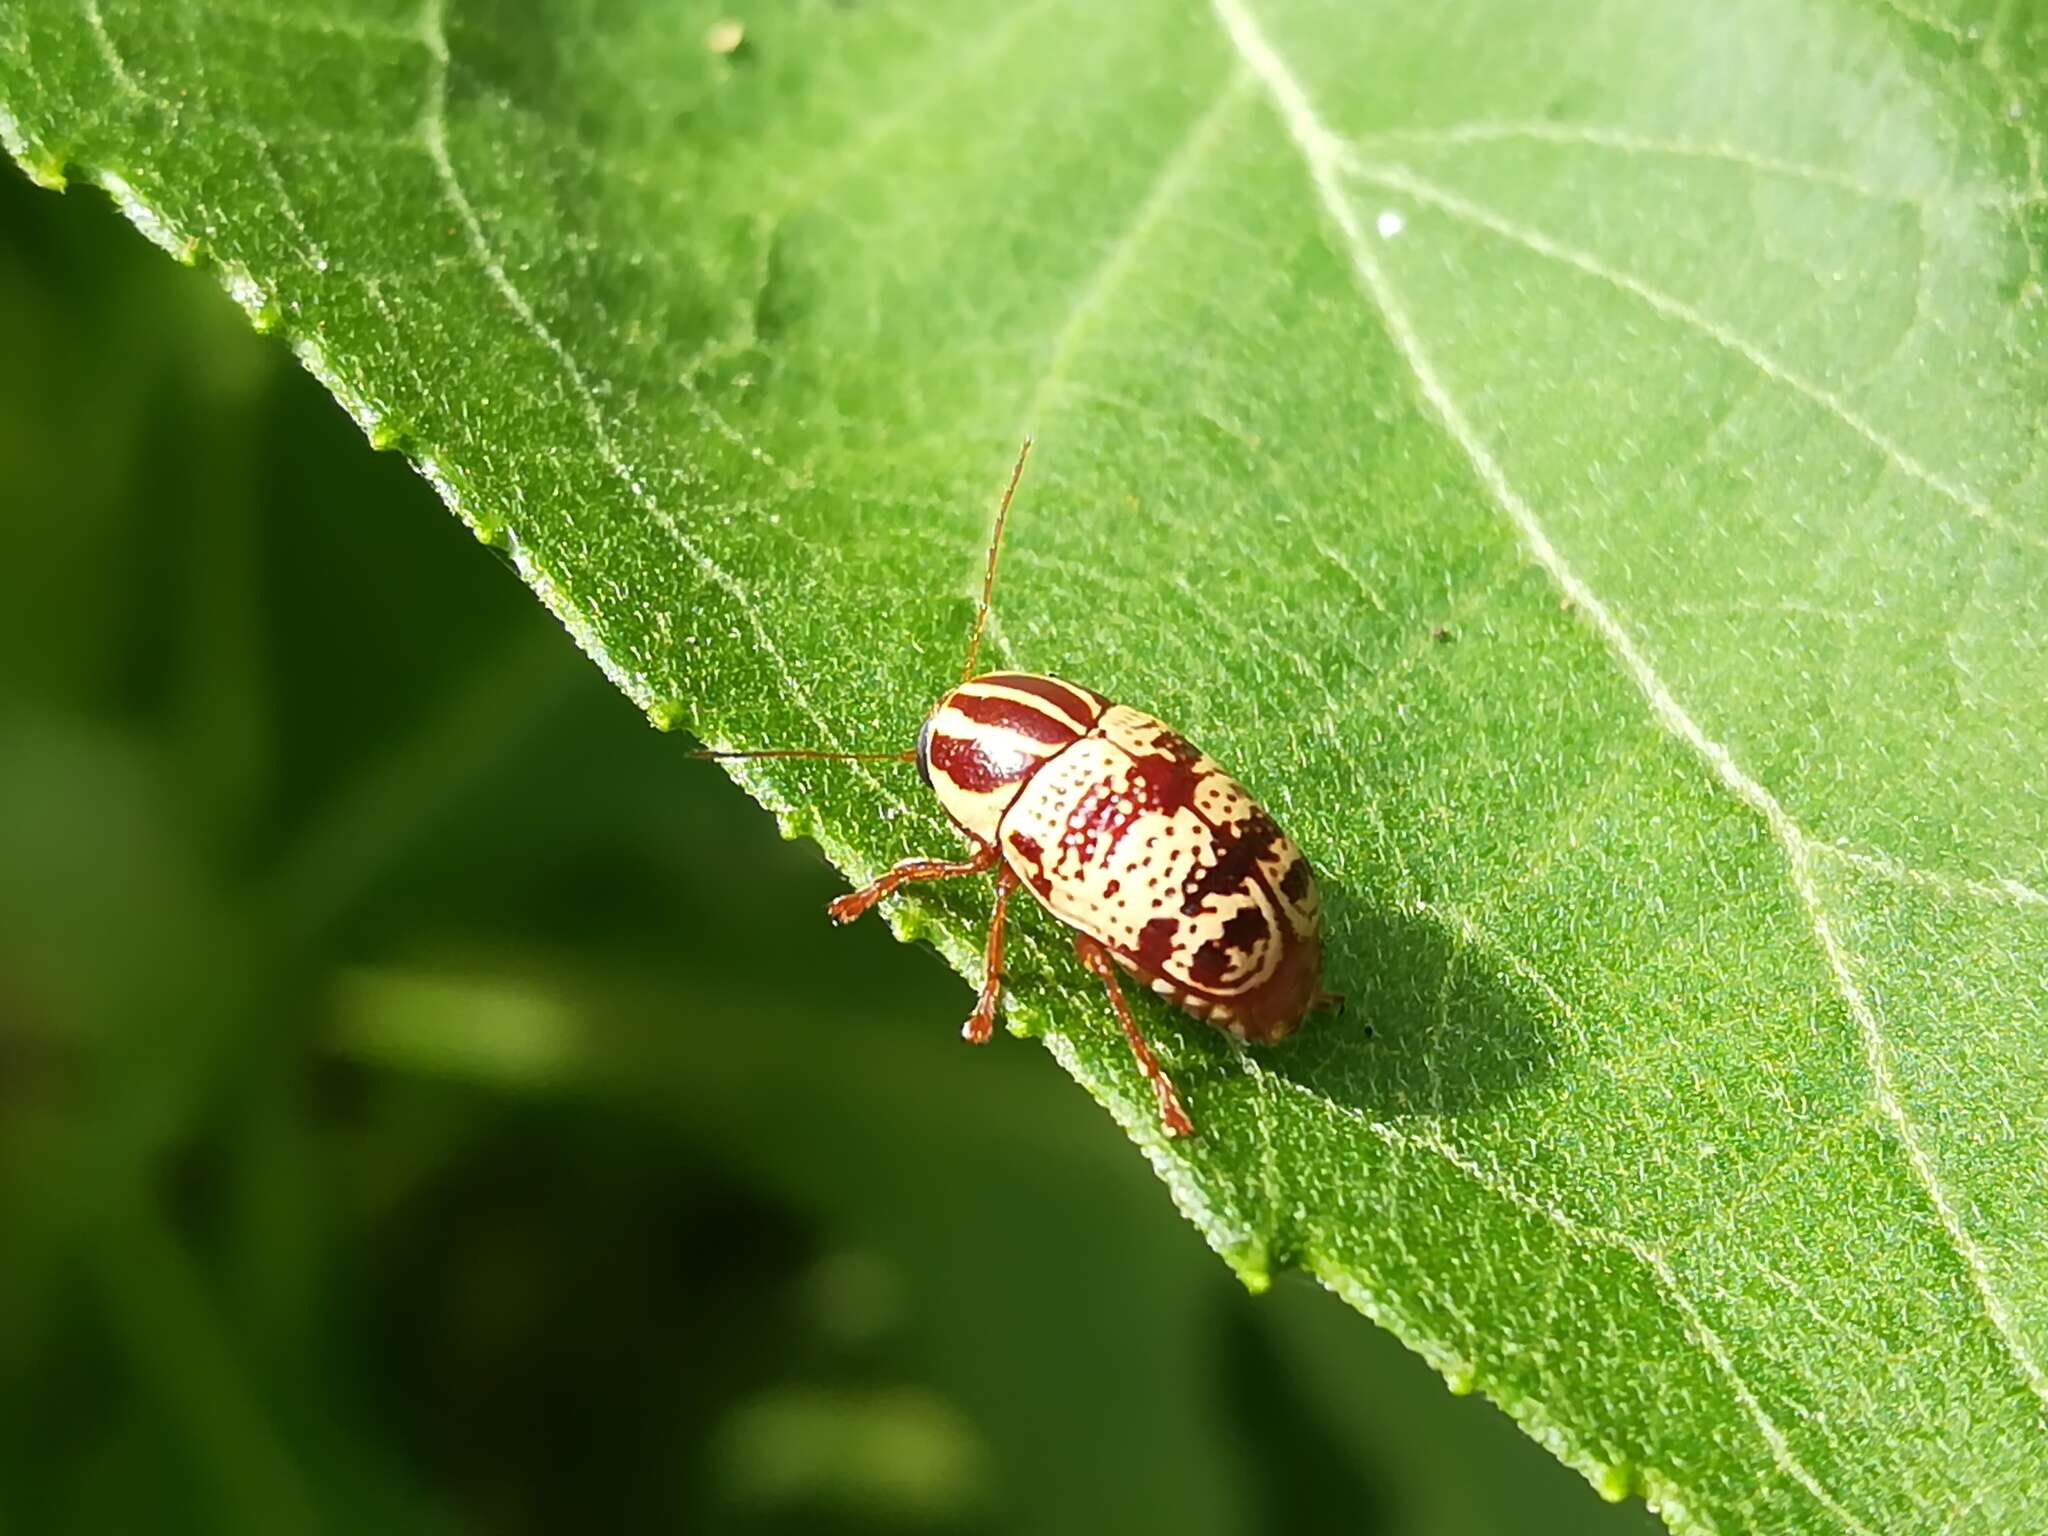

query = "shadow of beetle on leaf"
[837, 857, 1560, 1138]
[1251, 873, 1563, 1124]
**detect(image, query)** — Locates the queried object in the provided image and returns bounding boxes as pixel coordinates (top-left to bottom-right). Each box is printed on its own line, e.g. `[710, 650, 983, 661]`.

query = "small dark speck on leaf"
[1431, 625, 1454, 643]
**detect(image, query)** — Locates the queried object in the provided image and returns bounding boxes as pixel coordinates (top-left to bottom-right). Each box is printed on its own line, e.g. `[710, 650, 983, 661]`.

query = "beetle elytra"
[700, 441, 1337, 1136]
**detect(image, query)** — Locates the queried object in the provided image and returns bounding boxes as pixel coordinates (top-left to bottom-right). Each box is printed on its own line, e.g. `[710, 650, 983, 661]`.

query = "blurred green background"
[0, 165, 1662, 1535]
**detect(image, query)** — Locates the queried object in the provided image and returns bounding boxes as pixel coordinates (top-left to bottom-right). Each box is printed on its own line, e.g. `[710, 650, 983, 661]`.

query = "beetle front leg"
[962, 865, 1019, 1045]
[1073, 934, 1196, 1139]
[827, 841, 999, 926]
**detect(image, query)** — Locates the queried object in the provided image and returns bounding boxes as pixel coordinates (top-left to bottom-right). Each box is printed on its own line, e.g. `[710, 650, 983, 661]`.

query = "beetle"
[700, 441, 1337, 1136]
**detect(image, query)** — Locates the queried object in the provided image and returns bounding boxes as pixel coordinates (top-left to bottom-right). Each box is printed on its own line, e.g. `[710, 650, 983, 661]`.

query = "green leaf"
[6, 0, 2045, 1528]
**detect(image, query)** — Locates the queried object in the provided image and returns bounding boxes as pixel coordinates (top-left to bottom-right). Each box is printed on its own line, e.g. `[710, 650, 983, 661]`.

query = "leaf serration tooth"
[366, 421, 414, 454]
[1593, 1458, 1637, 1503]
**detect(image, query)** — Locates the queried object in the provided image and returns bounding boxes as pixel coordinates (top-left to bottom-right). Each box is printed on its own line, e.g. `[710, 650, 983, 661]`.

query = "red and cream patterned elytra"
[922, 673, 1324, 1046]
[699, 442, 1336, 1138]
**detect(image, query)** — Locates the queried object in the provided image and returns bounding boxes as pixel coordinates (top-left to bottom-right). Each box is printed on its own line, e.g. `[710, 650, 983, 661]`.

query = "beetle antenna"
[960, 436, 1033, 685]
[692, 748, 918, 763]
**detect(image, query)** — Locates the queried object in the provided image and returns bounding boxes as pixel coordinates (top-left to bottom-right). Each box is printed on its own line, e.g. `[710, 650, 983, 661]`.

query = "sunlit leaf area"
[4, 1, 2046, 1530]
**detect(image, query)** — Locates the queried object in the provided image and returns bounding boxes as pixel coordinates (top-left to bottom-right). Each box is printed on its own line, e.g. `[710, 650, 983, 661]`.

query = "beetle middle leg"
[1073, 934, 1195, 1139]
[827, 841, 998, 925]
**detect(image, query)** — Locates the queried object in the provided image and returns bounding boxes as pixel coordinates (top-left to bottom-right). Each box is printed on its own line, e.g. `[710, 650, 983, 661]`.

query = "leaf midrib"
[1205, 0, 2048, 1479]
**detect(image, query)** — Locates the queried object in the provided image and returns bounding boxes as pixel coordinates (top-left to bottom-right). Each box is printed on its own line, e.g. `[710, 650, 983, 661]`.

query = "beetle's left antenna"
[959, 436, 1033, 685]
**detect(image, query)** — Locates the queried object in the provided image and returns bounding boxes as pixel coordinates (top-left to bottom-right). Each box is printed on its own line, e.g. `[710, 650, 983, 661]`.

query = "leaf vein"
[1264, 1065, 1881, 1536]
[1015, 66, 1252, 435]
[1213, 0, 2048, 1462]
[80, 0, 141, 98]
[983, 64, 1248, 656]
[1350, 119, 1945, 208]
[1339, 156, 2048, 560]
[1817, 842, 2048, 914]
[411, 0, 905, 813]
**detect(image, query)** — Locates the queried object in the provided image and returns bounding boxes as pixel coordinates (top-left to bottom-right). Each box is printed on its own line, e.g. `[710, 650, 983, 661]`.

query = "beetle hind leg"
[1072, 934, 1195, 1139]
[827, 841, 999, 925]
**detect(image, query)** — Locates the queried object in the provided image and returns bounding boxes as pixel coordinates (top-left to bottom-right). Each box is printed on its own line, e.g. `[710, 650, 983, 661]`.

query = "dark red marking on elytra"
[1222, 903, 1271, 949]
[1279, 857, 1312, 903]
[1136, 916, 1180, 973]
[1003, 828, 1056, 898]
[928, 731, 1028, 795]
[1189, 905, 1272, 986]
[1181, 812, 1284, 917]
[1065, 778, 1146, 864]
[1140, 725, 1204, 770]
[1122, 736, 1206, 817]
[979, 673, 1106, 726]
[950, 689, 1082, 745]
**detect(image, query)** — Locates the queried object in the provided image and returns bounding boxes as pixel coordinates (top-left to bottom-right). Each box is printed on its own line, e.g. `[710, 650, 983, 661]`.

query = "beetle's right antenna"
[959, 436, 1033, 685]
[692, 748, 916, 763]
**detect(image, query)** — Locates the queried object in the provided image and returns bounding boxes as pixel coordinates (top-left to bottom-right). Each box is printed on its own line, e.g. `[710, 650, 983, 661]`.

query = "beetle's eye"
[915, 716, 935, 788]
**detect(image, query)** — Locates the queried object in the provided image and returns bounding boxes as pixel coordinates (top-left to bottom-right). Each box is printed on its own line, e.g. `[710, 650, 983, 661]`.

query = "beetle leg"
[1314, 990, 1346, 1015]
[1073, 934, 1195, 1139]
[963, 866, 1019, 1045]
[827, 841, 999, 925]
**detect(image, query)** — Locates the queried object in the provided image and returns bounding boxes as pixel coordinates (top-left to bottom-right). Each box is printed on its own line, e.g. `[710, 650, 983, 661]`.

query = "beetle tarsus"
[1153, 1079, 1196, 1140]
[826, 845, 999, 926]
[827, 888, 879, 925]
